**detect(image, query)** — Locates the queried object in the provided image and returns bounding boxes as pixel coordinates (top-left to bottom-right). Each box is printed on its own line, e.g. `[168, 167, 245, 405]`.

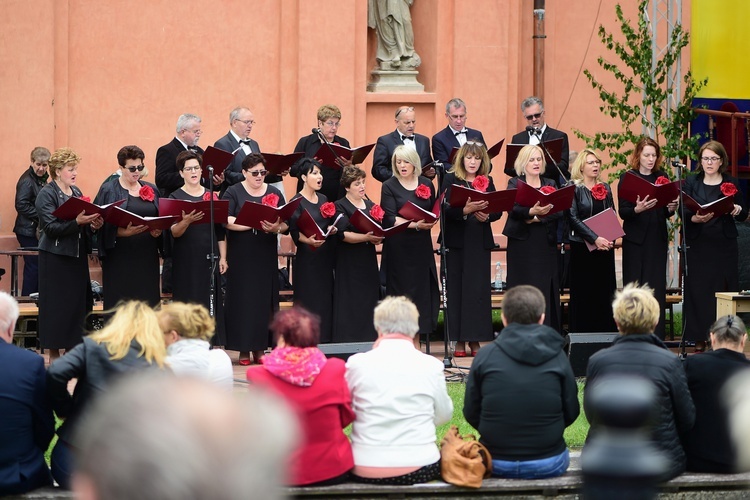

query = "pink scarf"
[261, 346, 327, 387]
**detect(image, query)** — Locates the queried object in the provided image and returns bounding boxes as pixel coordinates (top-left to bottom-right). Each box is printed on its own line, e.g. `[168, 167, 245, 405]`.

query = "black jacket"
[13, 167, 48, 238]
[567, 182, 615, 244]
[502, 176, 563, 246]
[35, 182, 93, 257]
[290, 133, 351, 202]
[372, 130, 433, 183]
[508, 126, 570, 180]
[464, 322, 579, 460]
[681, 172, 748, 241]
[618, 170, 673, 245]
[440, 172, 502, 249]
[155, 138, 205, 198]
[585, 334, 695, 480]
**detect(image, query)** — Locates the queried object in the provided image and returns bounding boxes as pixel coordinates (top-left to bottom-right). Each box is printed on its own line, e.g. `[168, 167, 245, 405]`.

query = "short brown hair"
[242, 153, 266, 171]
[176, 150, 202, 170]
[502, 285, 545, 324]
[629, 137, 663, 172]
[117, 145, 145, 168]
[48, 147, 81, 180]
[698, 140, 729, 174]
[340, 165, 366, 188]
[317, 104, 341, 123]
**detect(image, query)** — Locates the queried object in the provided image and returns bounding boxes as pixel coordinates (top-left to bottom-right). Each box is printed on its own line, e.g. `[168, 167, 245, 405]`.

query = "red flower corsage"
[590, 183, 607, 201]
[539, 186, 556, 195]
[415, 184, 431, 199]
[262, 193, 279, 208]
[370, 204, 385, 222]
[79, 195, 91, 203]
[202, 191, 218, 201]
[654, 176, 670, 186]
[320, 202, 336, 218]
[139, 185, 155, 202]
[720, 182, 738, 197]
[472, 175, 489, 192]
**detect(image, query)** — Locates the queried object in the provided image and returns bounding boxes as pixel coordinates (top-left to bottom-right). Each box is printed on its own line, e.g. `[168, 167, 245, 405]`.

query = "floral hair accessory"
[139, 185, 155, 202]
[320, 202, 336, 218]
[721, 182, 738, 197]
[415, 184, 431, 199]
[591, 183, 607, 201]
[262, 193, 279, 208]
[539, 186, 556, 195]
[654, 176, 670, 186]
[369, 204, 385, 222]
[472, 175, 489, 192]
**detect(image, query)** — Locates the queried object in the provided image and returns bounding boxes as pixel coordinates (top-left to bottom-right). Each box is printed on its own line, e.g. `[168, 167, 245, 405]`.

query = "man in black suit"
[0, 292, 54, 495]
[431, 98, 486, 167]
[214, 107, 269, 190]
[372, 106, 434, 182]
[507, 96, 570, 181]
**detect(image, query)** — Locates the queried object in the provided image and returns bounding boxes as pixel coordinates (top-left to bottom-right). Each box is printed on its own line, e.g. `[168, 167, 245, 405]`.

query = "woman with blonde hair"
[47, 301, 167, 489]
[566, 149, 617, 332]
[380, 146, 439, 347]
[158, 301, 233, 391]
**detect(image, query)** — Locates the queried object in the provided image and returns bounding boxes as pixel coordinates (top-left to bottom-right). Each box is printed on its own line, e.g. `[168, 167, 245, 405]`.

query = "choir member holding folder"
[168, 151, 227, 330]
[332, 166, 383, 342]
[681, 141, 747, 352]
[502, 145, 563, 332]
[223, 153, 287, 365]
[380, 146, 439, 348]
[289, 159, 338, 343]
[566, 149, 617, 333]
[440, 142, 502, 356]
[94, 146, 162, 309]
[617, 137, 677, 339]
[35, 147, 103, 360]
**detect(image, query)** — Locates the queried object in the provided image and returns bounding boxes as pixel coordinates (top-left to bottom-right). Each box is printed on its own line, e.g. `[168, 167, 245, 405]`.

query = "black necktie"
[454, 130, 466, 137]
[401, 135, 414, 142]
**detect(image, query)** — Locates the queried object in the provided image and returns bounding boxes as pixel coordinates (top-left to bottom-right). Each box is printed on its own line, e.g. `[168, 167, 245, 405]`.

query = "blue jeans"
[492, 448, 570, 479]
[50, 440, 75, 490]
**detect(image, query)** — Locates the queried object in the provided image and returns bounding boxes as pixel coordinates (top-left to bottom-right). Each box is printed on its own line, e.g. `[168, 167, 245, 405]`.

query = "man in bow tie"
[214, 107, 272, 191]
[371, 105, 434, 182]
[155, 113, 211, 198]
[431, 98, 487, 168]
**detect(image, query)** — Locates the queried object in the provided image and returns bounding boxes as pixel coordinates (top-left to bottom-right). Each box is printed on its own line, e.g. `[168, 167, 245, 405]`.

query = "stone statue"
[368, 0, 421, 71]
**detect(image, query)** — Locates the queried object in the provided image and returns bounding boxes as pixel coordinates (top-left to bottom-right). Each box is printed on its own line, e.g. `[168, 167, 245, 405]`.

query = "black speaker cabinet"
[567, 332, 618, 377]
[318, 342, 373, 361]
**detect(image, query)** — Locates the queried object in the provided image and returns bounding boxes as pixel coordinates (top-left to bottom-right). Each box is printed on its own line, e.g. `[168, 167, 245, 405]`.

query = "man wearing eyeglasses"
[214, 107, 272, 191]
[431, 98, 487, 167]
[372, 106, 434, 182]
[507, 96, 570, 181]
[155, 113, 209, 198]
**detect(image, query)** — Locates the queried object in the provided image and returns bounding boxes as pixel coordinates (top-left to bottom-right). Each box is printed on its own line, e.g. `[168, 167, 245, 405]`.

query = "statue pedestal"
[367, 70, 424, 93]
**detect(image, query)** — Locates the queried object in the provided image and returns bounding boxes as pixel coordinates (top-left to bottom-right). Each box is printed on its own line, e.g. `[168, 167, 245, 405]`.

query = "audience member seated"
[158, 301, 233, 392]
[0, 292, 54, 495]
[46, 301, 168, 489]
[585, 283, 695, 481]
[463, 285, 579, 479]
[346, 296, 453, 485]
[246, 307, 354, 486]
[684, 315, 750, 473]
[72, 372, 297, 500]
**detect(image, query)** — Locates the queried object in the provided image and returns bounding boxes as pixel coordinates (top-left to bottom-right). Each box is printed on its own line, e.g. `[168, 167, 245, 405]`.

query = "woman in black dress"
[35, 147, 103, 360]
[682, 140, 747, 351]
[168, 151, 227, 332]
[440, 141, 502, 356]
[618, 137, 677, 339]
[223, 153, 287, 365]
[95, 145, 162, 309]
[566, 149, 617, 333]
[503, 144, 563, 332]
[290, 104, 353, 201]
[332, 166, 384, 342]
[289, 159, 338, 343]
[380, 145, 439, 349]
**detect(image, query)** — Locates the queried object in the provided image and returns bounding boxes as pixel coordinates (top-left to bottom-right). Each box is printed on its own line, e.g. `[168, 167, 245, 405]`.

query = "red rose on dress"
[654, 176, 670, 186]
[539, 186, 556, 195]
[472, 175, 489, 192]
[721, 182, 738, 197]
[591, 183, 607, 201]
[262, 193, 279, 207]
[320, 202, 336, 218]
[139, 185, 155, 202]
[79, 196, 91, 203]
[370, 204, 385, 222]
[202, 191, 218, 201]
[415, 184, 431, 199]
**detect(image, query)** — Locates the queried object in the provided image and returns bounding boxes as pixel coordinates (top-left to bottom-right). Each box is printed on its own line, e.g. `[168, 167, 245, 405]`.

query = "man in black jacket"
[13, 147, 50, 295]
[371, 106, 434, 182]
[464, 285, 579, 479]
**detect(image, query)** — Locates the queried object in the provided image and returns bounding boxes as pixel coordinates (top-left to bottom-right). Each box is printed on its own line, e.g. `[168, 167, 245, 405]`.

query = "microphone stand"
[313, 128, 348, 169]
[673, 162, 689, 359]
[206, 165, 217, 318]
[531, 128, 570, 186]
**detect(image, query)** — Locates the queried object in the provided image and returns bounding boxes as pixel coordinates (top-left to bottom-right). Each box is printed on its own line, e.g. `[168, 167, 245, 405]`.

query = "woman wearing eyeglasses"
[169, 151, 227, 330]
[290, 104, 353, 201]
[681, 141, 747, 352]
[223, 153, 287, 365]
[94, 146, 162, 310]
[566, 149, 617, 333]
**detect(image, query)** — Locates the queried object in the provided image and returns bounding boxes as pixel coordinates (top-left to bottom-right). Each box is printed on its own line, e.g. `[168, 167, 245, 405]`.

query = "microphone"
[525, 125, 541, 136]
[671, 160, 687, 168]
[312, 128, 322, 135]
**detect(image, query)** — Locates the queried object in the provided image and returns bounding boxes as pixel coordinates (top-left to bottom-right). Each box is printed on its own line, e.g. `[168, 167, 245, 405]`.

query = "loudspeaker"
[318, 342, 373, 361]
[566, 332, 618, 377]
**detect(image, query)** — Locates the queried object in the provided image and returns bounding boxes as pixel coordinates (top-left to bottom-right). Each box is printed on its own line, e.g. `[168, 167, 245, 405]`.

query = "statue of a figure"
[368, 0, 421, 71]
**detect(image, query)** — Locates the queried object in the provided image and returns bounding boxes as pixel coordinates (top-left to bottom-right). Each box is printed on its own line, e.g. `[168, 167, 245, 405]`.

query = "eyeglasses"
[125, 165, 145, 172]
[525, 112, 544, 120]
[585, 160, 602, 165]
[182, 166, 201, 172]
[466, 141, 485, 147]
[395, 106, 415, 119]
[247, 170, 268, 177]
[235, 119, 256, 126]
[701, 156, 721, 163]
[322, 120, 340, 128]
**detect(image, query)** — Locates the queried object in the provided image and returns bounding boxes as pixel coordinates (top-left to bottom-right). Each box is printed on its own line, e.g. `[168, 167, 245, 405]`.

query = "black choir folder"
[201, 146, 235, 180]
[514, 181, 575, 215]
[617, 171, 682, 208]
[349, 209, 410, 238]
[233, 197, 302, 230]
[398, 192, 446, 224]
[261, 152, 305, 176]
[582, 208, 625, 252]
[158, 199, 229, 224]
[106, 206, 179, 231]
[682, 193, 735, 218]
[448, 185, 517, 213]
[52, 198, 125, 220]
[314, 143, 375, 169]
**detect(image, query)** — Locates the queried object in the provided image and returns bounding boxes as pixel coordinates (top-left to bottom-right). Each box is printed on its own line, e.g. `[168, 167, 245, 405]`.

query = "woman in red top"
[246, 307, 354, 486]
